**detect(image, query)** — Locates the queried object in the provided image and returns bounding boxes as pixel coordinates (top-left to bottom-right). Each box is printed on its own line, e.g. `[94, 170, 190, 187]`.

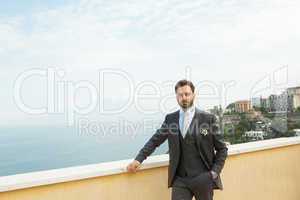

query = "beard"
[180, 100, 194, 109]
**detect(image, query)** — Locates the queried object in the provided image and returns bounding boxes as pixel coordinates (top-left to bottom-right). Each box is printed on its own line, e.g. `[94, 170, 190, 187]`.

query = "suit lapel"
[173, 110, 180, 135]
[172, 108, 211, 170]
[191, 108, 211, 170]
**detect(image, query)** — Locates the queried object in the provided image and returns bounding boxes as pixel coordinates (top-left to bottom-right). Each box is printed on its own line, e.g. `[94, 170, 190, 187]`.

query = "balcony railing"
[0, 136, 300, 200]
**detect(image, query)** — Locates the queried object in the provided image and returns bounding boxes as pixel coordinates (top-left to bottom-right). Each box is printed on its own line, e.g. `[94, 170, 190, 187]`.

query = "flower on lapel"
[200, 128, 209, 136]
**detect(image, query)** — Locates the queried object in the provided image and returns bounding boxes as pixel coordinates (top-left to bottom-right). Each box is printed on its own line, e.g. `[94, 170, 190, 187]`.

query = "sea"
[0, 125, 168, 177]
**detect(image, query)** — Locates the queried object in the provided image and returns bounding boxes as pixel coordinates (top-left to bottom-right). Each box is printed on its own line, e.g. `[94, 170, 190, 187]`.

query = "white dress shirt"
[179, 105, 196, 138]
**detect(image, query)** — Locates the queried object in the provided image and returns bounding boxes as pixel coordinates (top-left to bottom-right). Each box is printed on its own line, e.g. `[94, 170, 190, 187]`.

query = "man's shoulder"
[195, 108, 217, 120]
[165, 110, 179, 118]
[195, 108, 212, 115]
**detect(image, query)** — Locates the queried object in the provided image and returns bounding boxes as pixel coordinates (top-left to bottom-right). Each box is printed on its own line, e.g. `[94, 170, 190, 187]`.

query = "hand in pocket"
[189, 172, 213, 191]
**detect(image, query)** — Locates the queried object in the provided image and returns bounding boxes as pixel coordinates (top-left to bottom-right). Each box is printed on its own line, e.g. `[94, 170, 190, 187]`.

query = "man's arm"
[210, 114, 228, 175]
[134, 115, 169, 163]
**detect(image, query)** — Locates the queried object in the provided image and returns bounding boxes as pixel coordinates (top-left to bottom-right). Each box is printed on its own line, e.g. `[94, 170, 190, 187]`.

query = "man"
[127, 79, 228, 200]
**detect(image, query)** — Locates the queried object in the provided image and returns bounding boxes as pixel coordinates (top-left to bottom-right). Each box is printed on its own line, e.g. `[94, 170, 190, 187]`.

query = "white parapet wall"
[1, 136, 300, 193]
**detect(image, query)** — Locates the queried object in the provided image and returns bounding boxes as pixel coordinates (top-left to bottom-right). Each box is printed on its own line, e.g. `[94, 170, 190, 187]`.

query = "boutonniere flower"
[200, 128, 209, 136]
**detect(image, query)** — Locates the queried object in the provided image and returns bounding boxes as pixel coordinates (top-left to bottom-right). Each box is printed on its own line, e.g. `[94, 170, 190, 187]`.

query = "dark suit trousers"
[171, 171, 214, 200]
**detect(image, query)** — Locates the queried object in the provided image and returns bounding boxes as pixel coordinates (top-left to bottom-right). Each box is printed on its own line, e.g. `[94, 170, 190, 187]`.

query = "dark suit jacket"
[135, 108, 228, 190]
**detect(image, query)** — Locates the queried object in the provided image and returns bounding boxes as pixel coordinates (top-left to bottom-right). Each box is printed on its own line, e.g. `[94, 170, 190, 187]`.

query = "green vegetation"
[223, 113, 252, 144]
[222, 111, 298, 144]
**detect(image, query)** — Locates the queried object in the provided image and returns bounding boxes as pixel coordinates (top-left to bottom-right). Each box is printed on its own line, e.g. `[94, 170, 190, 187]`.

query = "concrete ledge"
[1, 136, 300, 192]
[228, 136, 300, 155]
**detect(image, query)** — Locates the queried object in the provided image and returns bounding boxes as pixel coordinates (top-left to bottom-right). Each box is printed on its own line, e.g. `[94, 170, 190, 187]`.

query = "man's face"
[176, 85, 195, 110]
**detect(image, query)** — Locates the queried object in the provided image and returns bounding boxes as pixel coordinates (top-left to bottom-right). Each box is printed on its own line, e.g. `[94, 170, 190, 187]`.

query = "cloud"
[0, 0, 300, 125]
[1, 0, 300, 67]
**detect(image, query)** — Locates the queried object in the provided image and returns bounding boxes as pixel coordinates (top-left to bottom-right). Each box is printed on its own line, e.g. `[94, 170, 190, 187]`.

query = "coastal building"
[234, 100, 252, 113]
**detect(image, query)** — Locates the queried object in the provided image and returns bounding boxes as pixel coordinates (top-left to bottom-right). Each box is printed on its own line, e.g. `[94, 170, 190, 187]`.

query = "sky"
[1, 0, 300, 126]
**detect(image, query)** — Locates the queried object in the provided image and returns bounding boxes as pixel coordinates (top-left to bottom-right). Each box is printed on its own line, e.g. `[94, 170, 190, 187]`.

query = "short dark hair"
[174, 79, 195, 93]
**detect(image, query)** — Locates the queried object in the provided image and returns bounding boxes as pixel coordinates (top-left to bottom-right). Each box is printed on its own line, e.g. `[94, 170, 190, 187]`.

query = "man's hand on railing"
[126, 160, 141, 173]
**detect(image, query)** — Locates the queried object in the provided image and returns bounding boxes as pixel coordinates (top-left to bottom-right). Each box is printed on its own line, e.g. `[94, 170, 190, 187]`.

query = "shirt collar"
[180, 104, 195, 115]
